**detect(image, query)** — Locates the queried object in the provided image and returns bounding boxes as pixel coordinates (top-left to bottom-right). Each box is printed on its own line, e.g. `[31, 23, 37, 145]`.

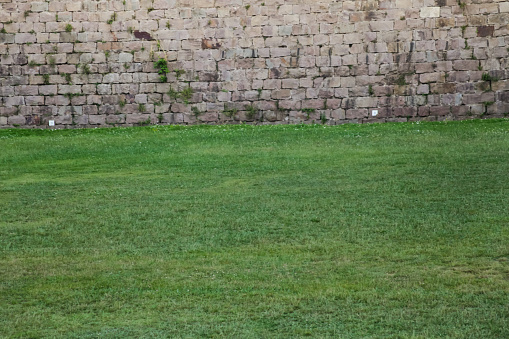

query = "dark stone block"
[477, 26, 494, 37]
[134, 31, 153, 41]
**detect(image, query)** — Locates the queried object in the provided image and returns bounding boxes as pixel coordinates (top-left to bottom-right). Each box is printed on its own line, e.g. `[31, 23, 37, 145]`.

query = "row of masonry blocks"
[3, 37, 507, 63]
[2, 1, 509, 32]
[2, 64, 508, 96]
[13, 1, 509, 14]
[3, 22, 508, 45]
[1, 13, 508, 36]
[1, 35, 508, 60]
[3, 97, 509, 127]
[2, 76, 508, 108]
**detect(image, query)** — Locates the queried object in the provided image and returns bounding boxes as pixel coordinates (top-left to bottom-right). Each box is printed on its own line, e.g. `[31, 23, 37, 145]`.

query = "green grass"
[1, 120, 509, 338]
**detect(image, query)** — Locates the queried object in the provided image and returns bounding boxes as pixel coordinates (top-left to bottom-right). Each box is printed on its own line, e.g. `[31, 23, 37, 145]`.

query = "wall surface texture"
[1, 0, 509, 128]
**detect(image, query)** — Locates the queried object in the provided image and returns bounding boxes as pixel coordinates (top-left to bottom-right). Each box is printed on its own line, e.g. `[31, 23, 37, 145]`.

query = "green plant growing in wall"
[191, 106, 202, 118]
[65, 24, 73, 32]
[154, 58, 169, 82]
[168, 86, 179, 100]
[223, 104, 238, 118]
[301, 108, 316, 119]
[368, 85, 374, 96]
[482, 73, 498, 82]
[396, 74, 407, 86]
[245, 104, 258, 119]
[64, 93, 82, 100]
[482, 101, 494, 116]
[107, 13, 116, 25]
[180, 86, 194, 105]
[42, 74, 50, 85]
[119, 99, 126, 108]
[320, 113, 328, 125]
[81, 63, 91, 75]
[138, 104, 146, 112]
[174, 69, 185, 79]
[482, 72, 498, 92]
[461, 25, 467, 36]
[61, 73, 72, 84]
[0, 28, 6, 34]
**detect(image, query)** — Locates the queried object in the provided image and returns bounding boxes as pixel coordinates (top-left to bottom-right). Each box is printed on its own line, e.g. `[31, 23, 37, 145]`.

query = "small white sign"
[372, 110, 378, 117]
[49, 120, 55, 126]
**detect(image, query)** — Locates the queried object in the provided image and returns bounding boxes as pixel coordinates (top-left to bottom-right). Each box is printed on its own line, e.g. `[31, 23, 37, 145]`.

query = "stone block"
[420, 7, 440, 18]
[346, 109, 368, 119]
[15, 33, 36, 44]
[356, 97, 378, 108]
[97, 84, 112, 95]
[88, 115, 106, 125]
[17, 85, 39, 96]
[271, 89, 291, 100]
[31, 2, 49, 12]
[453, 60, 479, 71]
[430, 106, 451, 116]
[8, 115, 26, 125]
[370, 21, 394, 31]
[5, 96, 25, 107]
[66, 2, 82, 11]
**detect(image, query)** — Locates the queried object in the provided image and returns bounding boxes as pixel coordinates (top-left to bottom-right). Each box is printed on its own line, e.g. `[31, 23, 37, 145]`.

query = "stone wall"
[1, 0, 509, 128]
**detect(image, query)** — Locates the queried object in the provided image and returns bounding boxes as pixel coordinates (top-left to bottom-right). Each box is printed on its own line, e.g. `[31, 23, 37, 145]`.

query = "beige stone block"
[370, 21, 394, 31]
[420, 7, 440, 18]
[66, 2, 82, 11]
[31, 2, 49, 12]
[14, 33, 36, 44]
[501, 3, 509, 13]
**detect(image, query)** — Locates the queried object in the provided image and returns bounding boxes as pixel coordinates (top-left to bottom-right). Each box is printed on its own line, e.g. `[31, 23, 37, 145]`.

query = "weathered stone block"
[31, 2, 49, 12]
[346, 109, 368, 119]
[8, 115, 26, 125]
[420, 7, 440, 18]
[89, 115, 106, 125]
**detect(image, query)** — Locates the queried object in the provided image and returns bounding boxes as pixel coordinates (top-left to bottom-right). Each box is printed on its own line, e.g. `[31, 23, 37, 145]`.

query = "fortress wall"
[0, 0, 508, 128]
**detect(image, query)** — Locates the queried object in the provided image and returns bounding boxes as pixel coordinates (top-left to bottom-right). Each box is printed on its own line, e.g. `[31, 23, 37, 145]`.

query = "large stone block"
[420, 7, 440, 18]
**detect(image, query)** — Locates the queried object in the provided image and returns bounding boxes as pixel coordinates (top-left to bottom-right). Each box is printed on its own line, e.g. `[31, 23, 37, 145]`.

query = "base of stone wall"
[2, 112, 505, 130]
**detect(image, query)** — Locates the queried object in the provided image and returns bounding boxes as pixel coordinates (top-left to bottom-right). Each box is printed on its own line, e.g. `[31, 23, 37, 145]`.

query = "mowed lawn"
[1, 120, 509, 338]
